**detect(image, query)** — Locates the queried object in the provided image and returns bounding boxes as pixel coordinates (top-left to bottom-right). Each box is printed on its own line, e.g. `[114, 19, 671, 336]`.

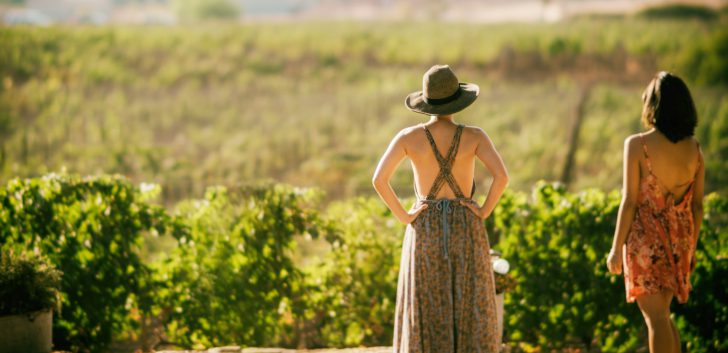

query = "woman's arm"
[460, 128, 509, 219]
[690, 146, 705, 271]
[607, 136, 641, 275]
[372, 130, 428, 225]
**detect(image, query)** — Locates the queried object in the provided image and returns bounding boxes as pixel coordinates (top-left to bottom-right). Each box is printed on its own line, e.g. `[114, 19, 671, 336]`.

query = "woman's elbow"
[372, 174, 386, 190]
[496, 170, 509, 187]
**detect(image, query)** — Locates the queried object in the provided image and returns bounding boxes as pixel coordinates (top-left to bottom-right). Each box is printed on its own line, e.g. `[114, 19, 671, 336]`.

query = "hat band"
[423, 87, 462, 106]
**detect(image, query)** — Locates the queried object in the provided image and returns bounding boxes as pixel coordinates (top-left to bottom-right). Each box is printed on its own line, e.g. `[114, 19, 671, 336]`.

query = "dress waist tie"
[419, 198, 472, 260]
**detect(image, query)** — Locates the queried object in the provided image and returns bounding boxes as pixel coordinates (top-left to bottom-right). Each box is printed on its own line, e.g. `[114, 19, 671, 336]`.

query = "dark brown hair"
[641, 71, 698, 143]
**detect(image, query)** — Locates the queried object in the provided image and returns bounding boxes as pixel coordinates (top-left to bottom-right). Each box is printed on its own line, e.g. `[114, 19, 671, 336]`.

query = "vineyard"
[1, 6, 727, 353]
[1, 16, 727, 203]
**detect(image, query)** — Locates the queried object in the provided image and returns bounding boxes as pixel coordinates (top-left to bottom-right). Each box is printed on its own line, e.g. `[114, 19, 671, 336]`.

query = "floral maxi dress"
[623, 134, 700, 303]
[393, 124, 499, 353]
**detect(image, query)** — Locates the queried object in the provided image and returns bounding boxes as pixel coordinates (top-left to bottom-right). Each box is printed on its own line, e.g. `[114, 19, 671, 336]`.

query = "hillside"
[1, 17, 726, 202]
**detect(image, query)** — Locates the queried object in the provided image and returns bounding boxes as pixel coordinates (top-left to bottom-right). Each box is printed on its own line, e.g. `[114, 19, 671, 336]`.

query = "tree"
[172, 0, 241, 22]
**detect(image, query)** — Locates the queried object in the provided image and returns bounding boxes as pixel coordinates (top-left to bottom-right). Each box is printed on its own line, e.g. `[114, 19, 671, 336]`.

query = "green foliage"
[490, 182, 641, 351]
[0, 175, 726, 351]
[0, 174, 183, 353]
[302, 197, 405, 347]
[148, 183, 328, 348]
[674, 194, 728, 353]
[172, 0, 240, 22]
[637, 4, 719, 21]
[0, 21, 725, 202]
[695, 92, 728, 194]
[0, 250, 61, 316]
[678, 29, 728, 86]
[491, 183, 728, 352]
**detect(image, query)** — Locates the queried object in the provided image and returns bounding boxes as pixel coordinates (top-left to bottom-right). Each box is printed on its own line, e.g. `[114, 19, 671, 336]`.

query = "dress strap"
[422, 124, 466, 199]
[638, 133, 654, 174]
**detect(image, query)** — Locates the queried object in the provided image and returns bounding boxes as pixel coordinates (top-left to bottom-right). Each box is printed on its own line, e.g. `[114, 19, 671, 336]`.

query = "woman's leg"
[636, 291, 678, 353]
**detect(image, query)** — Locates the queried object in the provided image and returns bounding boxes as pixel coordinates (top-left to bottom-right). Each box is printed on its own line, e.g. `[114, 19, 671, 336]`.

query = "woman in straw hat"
[373, 65, 508, 352]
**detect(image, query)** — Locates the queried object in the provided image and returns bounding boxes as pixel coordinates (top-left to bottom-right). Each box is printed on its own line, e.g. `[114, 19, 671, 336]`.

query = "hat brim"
[405, 83, 479, 115]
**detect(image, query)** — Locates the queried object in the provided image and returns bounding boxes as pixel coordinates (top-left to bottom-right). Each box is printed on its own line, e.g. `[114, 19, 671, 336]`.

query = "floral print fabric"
[623, 135, 699, 304]
[393, 124, 499, 352]
[394, 201, 499, 352]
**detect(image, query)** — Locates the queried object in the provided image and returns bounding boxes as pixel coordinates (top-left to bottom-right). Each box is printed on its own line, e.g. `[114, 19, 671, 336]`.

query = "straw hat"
[405, 65, 479, 115]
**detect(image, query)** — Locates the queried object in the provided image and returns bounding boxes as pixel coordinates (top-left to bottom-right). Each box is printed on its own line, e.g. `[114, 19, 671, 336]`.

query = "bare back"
[404, 123, 479, 199]
[638, 130, 702, 202]
[372, 116, 508, 224]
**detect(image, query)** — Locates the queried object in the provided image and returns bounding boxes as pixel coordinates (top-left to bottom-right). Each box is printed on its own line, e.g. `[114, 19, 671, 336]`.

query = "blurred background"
[0, 1, 727, 352]
[0, 0, 726, 203]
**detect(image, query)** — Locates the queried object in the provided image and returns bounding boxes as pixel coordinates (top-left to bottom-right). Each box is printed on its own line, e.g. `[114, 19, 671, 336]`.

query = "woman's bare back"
[373, 115, 508, 224]
[638, 130, 702, 202]
[399, 121, 479, 199]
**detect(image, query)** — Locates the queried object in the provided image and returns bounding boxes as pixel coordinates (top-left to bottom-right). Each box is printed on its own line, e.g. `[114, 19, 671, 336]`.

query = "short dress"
[623, 134, 700, 303]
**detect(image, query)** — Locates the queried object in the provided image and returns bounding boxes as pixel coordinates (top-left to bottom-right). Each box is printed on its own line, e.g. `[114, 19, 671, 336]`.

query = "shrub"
[678, 29, 728, 86]
[2, 174, 725, 351]
[673, 194, 728, 353]
[491, 182, 642, 351]
[302, 197, 405, 347]
[0, 250, 61, 316]
[637, 4, 718, 21]
[148, 184, 329, 348]
[0, 174, 182, 353]
[491, 182, 728, 352]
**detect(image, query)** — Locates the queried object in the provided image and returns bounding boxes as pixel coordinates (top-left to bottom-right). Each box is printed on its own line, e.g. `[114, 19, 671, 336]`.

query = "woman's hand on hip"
[460, 200, 489, 220]
[401, 203, 428, 225]
[606, 248, 623, 275]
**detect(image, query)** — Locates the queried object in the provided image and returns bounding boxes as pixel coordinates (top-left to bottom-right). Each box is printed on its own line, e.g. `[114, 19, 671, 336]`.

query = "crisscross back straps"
[423, 124, 466, 199]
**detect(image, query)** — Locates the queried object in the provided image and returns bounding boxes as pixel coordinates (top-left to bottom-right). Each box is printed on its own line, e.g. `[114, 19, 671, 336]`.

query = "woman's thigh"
[636, 290, 673, 321]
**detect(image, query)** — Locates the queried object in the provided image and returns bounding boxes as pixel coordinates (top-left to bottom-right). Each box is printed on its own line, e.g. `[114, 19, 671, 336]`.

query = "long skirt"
[393, 199, 499, 353]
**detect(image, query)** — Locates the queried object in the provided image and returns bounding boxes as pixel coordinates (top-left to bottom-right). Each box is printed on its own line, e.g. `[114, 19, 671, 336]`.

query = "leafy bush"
[0, 250, 61, 316]
[491, 182, 728, 352]
[637, 4, 719, 20]
[148, 184, 329, 348]
[0, 174, 182, 353]
[678, 29, 728, 86]
[674, 194, 728, 353]
[302, 197, 405, 347]
[1, 174, 725, 351]
[490, 182, 642, 351]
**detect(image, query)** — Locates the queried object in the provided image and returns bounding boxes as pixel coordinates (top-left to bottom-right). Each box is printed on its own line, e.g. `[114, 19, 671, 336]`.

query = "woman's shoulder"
[624, 133, 648, 148]
[460, 124, 487, 137]
[395, 124, 425, 138]
[389, 124, 425, 146]
[642, 130, 700, 147]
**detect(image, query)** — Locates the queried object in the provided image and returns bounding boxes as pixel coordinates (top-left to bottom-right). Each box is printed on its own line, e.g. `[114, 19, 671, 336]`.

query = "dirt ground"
[154, 348, 392, 353]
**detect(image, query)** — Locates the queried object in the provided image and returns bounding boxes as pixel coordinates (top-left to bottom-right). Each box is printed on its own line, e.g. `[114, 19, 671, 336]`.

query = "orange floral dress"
[623, 134, 700, 303]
